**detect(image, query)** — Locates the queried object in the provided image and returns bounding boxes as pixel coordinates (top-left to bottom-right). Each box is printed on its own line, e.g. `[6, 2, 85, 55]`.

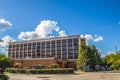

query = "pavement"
[6, 72, 120, 80]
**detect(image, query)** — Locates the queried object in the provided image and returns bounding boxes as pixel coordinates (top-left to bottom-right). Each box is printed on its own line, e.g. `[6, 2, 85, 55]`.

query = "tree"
[77, 38, 87, 71]
[77, 38, 102, 71]
[85, 45, 102, 70]
[0, 53, 11, 69]
[103, 52, 120, 70]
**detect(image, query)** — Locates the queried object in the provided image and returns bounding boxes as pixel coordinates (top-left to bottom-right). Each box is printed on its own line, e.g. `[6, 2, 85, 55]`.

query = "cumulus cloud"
[0, 35, 15, 54]
[80, 34, 103, 42]
[18, 20, 62, 40]
[80, 34, 93, 41]
[59, 30, 67, 37]
[94, 36, 103, 42]
[0, 19, 12, 31]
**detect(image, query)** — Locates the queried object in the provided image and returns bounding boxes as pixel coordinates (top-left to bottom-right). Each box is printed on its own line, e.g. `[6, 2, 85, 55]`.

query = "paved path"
[6, 72, 120, 80]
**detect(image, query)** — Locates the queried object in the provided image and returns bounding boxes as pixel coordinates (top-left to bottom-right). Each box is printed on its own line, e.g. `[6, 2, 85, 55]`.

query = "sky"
[0, 0, 120, 56]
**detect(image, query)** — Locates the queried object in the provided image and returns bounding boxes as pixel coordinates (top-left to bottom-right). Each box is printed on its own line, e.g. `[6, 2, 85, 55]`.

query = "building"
[8, 35, 80, 68]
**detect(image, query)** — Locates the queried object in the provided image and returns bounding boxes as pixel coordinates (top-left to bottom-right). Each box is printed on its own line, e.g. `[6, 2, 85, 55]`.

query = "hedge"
[0, 74, 9, 80]
[5, 68, 74, 74]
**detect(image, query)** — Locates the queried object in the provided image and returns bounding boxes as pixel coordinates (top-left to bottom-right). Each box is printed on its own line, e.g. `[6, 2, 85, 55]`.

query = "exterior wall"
[12, 59, 55, 68]
[8, 35, 80, 68]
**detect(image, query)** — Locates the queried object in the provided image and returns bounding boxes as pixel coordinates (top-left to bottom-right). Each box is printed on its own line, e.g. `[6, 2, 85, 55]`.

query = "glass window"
[37, 50, 40, 52]
[42, 42, 45, 45]
[46, 41, 50, 44]
[24, 44, 27, 46]
[62, 39, 66, 43]
[57, 40, 61, 43]
[73, 38, 78, 42]
[9, 45, 12, 48]
[68, 39, 72, 42]
[16, 44, 19, 47]
[20, 44, 23, 47]
[28, 43, 32, 46]
[37, 46, 40, 49]
[62, 43, 66, 47]
[33, 42, 36, 45]
[37, 42, 40, 45]
[51, 41, 55, 44]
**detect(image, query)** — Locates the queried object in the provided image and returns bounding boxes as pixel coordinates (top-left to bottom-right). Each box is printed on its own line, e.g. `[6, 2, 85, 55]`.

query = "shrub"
[32, 64, 45, 69]
[49, 64, 60, 68]
[17, 69, 26, 73]
[5, 68, 74, 74]
[0, 74, 9, 80]
[29, 69, 37, 74]
[14, 63, 22, 68]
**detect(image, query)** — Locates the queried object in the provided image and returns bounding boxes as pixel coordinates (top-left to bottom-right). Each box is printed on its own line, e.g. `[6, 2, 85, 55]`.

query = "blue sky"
[0, 0, 120, 55]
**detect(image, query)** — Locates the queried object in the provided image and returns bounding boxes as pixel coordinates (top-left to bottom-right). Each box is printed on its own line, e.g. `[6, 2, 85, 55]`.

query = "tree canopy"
[103, 52, 120, 70]
[77, 38, 102, 71]
[0, 53, 11, 69]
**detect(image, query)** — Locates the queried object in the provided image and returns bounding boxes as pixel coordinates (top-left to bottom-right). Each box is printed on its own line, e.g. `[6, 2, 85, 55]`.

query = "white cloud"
[80, 34, 103, 43]
[59, 30, 67, 37]
[118, 22, 120, 25]
[0, 19, 12, 31]
[94, 36, 103, 42]
[18, 20, 62, 40]
[0, 35, 15, 54]
[80, 34, 93, 41]
[18, 31, 39, 41]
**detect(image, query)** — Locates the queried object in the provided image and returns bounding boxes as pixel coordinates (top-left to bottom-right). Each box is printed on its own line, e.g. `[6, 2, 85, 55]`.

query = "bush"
[0, 74, 9, 80]
[5, 68, 74, 74]
[14, 63, 22, 68]
[32, 64, 45, 69]
[49, 64, 60, 68]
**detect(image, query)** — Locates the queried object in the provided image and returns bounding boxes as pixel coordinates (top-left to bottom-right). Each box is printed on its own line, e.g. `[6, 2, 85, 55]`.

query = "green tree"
[103, 52, 120, 70]
[86, 45, 102, 70]
[77, 38, 102, 71]
[77, 38, 87, 71]
[0, 53, 11, 69]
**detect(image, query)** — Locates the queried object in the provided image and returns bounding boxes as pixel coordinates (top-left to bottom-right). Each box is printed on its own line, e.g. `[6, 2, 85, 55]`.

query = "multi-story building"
[8, 35, 80, 68]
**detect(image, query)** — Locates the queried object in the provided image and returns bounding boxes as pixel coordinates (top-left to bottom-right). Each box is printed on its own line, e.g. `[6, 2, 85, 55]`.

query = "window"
[33, 42, 36, 46]
[37, 46, 40, 49]
[51, 41, 55, 44]
[37, 50, 40, 52]
[62, 39, 66, 43]
[28, 43, 32, 46]
[73, 38, 78, 42]
[24, 44, 27, 47]
[57, 40, 61, 43]
[46, 41, 50, 44]
[9, 45, 12, 48]
[42, 42, 45, 45]
[37, 42, 40, 45]
[68, 39, 72, 42]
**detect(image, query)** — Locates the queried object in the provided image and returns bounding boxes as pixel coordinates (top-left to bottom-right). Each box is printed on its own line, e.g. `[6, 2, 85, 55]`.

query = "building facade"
[8, 35, 80, 68]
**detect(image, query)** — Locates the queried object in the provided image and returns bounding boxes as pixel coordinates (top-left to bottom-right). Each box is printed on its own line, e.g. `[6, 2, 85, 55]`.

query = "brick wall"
[12, 59, 55, 68]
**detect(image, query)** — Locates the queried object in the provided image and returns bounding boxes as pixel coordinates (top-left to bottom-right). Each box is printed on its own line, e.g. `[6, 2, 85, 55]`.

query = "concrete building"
[8, 35, 80, 68]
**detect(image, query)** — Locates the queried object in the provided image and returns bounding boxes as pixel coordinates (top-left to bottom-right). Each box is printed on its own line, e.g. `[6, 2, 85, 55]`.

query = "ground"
[6, 72, 120, 80]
